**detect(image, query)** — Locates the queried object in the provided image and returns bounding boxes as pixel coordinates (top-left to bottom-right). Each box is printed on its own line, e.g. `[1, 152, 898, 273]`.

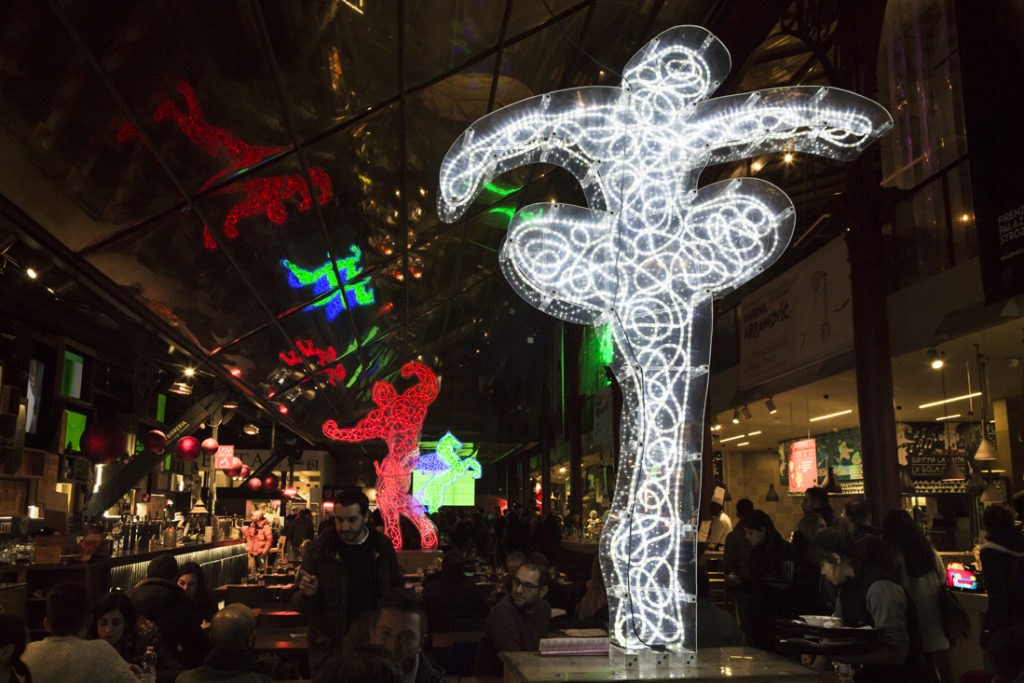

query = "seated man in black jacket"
[128, 553, 208, 668]
[370, 588, 450, 683]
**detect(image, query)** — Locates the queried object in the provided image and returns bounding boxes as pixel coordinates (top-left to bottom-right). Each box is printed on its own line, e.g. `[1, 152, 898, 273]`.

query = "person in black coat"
[295, 489, 404, 677]
[128, 554, 208, 668]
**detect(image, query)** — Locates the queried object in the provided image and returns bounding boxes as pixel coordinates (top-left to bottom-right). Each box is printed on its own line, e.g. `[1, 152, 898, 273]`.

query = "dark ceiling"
[0, 0, 849, 463]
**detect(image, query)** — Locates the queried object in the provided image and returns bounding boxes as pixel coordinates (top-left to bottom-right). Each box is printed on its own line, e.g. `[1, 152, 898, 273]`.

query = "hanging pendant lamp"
[766, 483, 780, 502]
[941, 454, 965, 482]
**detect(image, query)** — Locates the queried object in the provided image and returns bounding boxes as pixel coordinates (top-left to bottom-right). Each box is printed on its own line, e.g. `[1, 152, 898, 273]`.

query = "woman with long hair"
[0, 614, 32, 683]
[88, 592, 181, 682]
[810, 526, 924, 682]
[882, 509, 951, 682]
[738, 509, 793, 650]
[87, 592, 140, 669]
[176, 561, 217, 623]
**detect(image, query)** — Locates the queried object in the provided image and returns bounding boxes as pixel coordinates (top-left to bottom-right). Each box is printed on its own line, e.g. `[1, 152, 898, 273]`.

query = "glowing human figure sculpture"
[416, 432, 482, 513]
[322, 362, 439, 549]
[437, 26, 891, 653]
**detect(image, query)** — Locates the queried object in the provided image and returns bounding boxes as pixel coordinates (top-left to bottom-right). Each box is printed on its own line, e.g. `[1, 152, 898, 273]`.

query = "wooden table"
[253, 626, 308, 653]
[499, 647, 828, 682]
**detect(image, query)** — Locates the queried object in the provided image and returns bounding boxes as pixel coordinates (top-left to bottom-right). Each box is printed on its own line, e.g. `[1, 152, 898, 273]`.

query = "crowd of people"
[0, 552, 272, 683]
[715, 487, 1024, 683]
[2, 487, 1023, 683]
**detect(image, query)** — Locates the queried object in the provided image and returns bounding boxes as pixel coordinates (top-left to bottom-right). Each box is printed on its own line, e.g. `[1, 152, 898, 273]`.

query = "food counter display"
[109, 539, 246, 590]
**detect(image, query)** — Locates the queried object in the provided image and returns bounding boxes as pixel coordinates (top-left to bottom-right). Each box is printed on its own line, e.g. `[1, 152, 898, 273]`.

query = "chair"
[442, 640, 479, 678]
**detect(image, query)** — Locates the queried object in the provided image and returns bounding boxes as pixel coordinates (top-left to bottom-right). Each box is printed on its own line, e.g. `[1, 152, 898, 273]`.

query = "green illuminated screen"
[411, 469, 476, 507]
[63, 409, 88, 451]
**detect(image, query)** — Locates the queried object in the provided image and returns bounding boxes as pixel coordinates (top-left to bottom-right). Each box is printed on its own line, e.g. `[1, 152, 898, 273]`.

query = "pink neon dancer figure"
[322, 361, 439, 550]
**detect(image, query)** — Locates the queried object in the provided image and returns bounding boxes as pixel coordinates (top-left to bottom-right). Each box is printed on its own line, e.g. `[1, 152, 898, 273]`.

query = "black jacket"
[415, 652, 452, 683]
[129, 577, 208, 668]
[295, 527, 403, 673]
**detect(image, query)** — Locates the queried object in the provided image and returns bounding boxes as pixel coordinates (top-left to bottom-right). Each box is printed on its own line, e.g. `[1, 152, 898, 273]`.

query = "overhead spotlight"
[741, 405, 752, 420]
[26, 268, 38, 279]
[765, 397, 778, 414]
[928, 348, 944, 370]
[732, 410, 741, 424]
[783, 152, 794, 163]
[243, 423, 259, 436]
[184, 367, 196, 377]
[222, 399, 239, 410]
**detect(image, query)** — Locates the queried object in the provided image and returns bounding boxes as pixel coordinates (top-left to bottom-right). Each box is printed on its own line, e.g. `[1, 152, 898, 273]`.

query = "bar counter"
[499, 647, 827, 682]
[109, 539, 246, 589]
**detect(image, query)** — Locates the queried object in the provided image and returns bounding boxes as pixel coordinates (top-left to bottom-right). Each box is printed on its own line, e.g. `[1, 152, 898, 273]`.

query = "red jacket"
[244, 518, 273, 555]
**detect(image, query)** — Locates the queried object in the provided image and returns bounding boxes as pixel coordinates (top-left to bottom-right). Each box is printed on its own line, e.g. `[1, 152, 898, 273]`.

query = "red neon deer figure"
[118, 81, 332, 249]
[322, 362, 439, 550]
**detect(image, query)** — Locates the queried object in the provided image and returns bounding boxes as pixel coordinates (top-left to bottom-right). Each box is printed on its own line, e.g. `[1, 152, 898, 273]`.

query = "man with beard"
[369, 589, 450, 683]
[296, 488, 403, 676]
[473, 562, 551, 676]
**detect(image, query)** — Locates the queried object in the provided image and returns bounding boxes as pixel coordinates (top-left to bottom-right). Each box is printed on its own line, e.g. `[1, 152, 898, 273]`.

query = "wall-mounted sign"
[214, 444, 235, 470]
[787, 439, 818, 492]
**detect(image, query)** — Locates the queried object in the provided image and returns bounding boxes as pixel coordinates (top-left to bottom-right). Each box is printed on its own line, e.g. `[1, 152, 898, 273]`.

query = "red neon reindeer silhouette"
[322, 362, 439, 550]
[119, 81, 332, 250]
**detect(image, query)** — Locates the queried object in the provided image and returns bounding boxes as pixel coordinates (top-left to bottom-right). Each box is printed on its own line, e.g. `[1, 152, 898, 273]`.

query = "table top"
[499, 647, 826, 682]
[253, 626, 308, 651]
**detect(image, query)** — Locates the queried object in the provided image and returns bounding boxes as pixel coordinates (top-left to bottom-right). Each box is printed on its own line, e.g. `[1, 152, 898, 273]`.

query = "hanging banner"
[739, 237, 853, 389]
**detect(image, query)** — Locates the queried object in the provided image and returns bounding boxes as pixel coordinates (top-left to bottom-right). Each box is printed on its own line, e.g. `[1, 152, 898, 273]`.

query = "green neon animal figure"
[420, 432, 482, 513]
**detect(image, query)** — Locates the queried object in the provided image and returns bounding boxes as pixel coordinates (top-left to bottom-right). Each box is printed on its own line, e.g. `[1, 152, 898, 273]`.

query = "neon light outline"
[322, 361, 439, 550]
[279, 339, 346, 386]
[438, 25, 891, 653]
[118, 81, 333, 250]
[413, 432, 482, 512]
[281, 245, 376, 321]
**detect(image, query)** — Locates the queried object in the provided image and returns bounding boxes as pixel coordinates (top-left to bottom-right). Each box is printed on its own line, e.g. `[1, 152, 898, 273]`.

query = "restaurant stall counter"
[109, 539, 246, 590]
[499, 647, 828, 682]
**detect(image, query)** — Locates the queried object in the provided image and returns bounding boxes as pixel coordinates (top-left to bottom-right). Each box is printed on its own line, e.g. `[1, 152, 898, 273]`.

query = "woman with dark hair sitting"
[177, 561, 218, 623]
[738, 509, 793, 651]
[809, 526, 923, 682]
[0, 613, 32, 683]
[882, 509, 951, 683]
[88, 592, 181, 682]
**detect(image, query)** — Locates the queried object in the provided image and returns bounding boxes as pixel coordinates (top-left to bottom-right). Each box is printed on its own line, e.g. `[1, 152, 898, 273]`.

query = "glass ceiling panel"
[82, 208, 264, 355]
[404, 3, 505, 86]
[259, 0, 400, 143]
[0, 3, 180, 232]
[499, 9, 588, 95]
[54, 0, 295, 207]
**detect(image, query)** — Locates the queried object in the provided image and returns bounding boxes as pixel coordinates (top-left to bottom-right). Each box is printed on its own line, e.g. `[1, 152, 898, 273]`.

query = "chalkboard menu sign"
[910, 449, 969, 479]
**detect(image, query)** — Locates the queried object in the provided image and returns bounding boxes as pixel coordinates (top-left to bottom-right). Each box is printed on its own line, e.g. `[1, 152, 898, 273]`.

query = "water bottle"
[141, 645, 157, 683]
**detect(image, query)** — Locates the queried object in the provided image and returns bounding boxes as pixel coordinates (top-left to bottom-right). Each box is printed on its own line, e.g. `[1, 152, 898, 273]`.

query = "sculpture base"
[609, 642, 697, 670]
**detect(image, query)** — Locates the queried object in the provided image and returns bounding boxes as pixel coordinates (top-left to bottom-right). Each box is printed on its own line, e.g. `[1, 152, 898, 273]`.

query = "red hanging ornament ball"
[238, 465, 250, 479]
[201, 437, 219, 455]
[226, 457, 244, 478]
[175, 436, 201, 462]
[246, 477, 263, 491]
[263, 474, 279, 491]
[80, 421, 126, 464]
[143, 429, 167, 454]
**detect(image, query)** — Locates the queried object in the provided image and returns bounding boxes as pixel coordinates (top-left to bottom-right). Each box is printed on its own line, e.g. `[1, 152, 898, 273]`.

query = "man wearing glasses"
[473, 562, 551, 676]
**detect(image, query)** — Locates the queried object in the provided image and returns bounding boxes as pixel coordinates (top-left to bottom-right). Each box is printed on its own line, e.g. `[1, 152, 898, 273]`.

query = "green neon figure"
[281, 245, 375, 320]
[419, 432, 482, 513]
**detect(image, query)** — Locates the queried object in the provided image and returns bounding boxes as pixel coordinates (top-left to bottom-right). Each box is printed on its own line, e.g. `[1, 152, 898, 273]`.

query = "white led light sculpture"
[437, 25, 891, 655]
